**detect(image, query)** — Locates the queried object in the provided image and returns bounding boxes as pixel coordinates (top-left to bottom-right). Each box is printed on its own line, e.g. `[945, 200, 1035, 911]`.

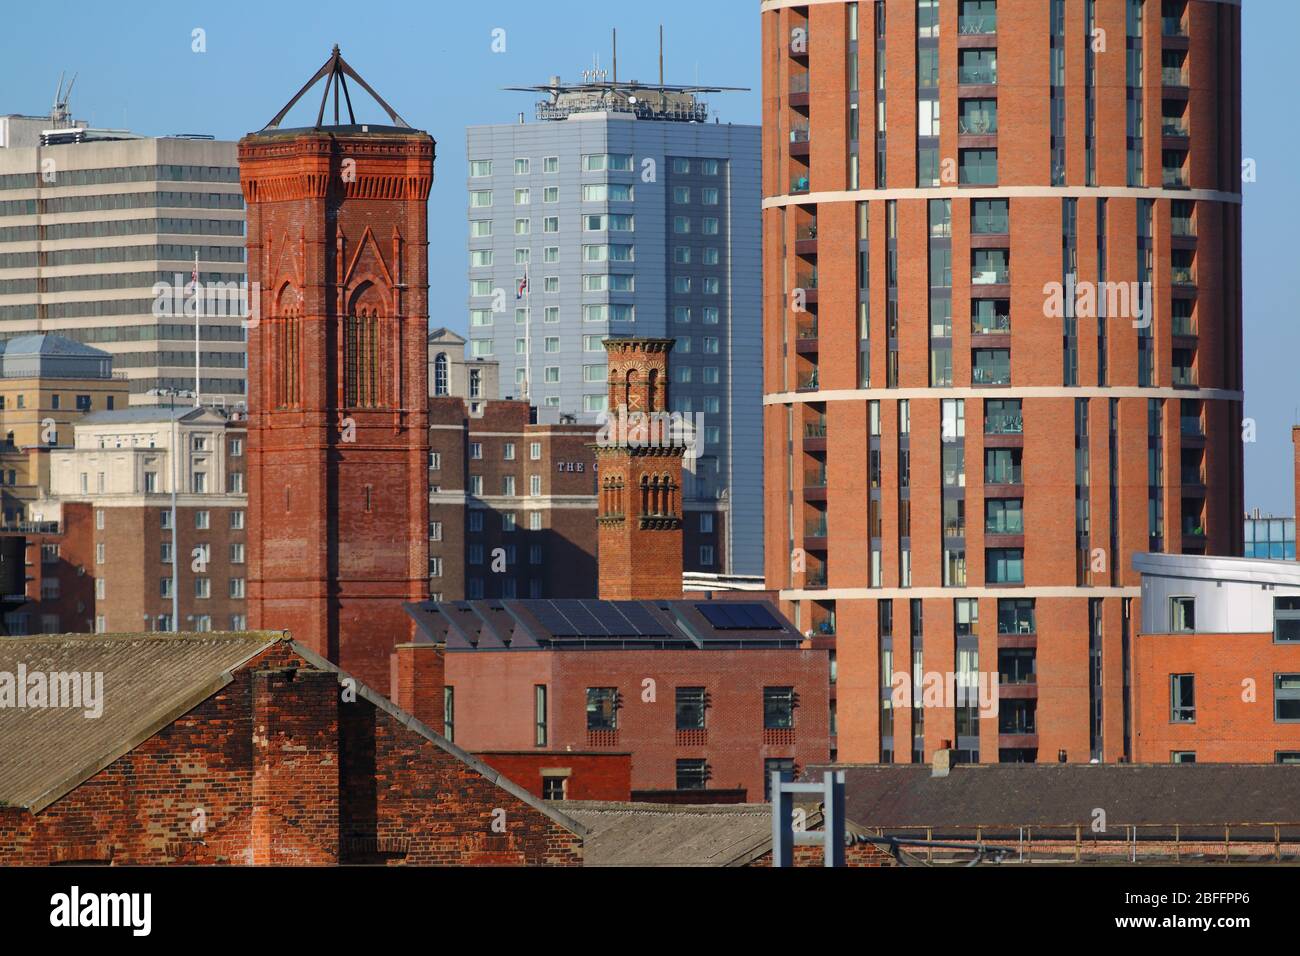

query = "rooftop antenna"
[659, 25, 664, 86]
[51, 72, 76, 128]
[612, 28, 618, 85]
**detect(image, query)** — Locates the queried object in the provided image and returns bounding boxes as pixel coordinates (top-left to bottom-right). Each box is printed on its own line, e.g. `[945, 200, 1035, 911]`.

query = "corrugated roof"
[0, 632, 279, 812]
[813, 764, 1300, 829]
[557, 801, 773, 866]
[0, 630, 586, 838]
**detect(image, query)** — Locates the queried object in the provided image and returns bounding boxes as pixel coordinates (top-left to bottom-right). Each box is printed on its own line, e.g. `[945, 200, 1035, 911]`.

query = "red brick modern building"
[409, 598, 831, 801]
[240, 48, 431, 691]
[0, 632, 584, 865]
[1131, 551, 1300, 763]
[428, 397, 598, 601]
[761, 0, 1243, 764]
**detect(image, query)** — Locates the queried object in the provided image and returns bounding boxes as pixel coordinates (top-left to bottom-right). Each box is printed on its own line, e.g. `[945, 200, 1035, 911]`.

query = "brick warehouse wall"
[475, 752, 633, 802]
[761, 0, 1243, 765]
[0, 641, 582, 865]
[240, 125, 433, 693]
[1132, 630, 1300, 762]
[446, 647, 830, 799]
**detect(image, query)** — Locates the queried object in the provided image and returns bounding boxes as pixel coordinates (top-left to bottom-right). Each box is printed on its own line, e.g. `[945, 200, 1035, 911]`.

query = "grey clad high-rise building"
[464, 75, 763, 575]
[0, 103, 247, 406]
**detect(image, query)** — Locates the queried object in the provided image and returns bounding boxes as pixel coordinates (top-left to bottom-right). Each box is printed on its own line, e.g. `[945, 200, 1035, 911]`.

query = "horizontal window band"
[765, 385, 1243, 405]
[764, 185, 1241, 208]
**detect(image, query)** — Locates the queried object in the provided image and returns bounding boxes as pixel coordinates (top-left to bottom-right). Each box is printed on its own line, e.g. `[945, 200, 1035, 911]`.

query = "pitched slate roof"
[0, 632, 280, 812]
[812, 764, 1300, 831]
[557, 801, 774, 867]
[0, 631, 584, 836]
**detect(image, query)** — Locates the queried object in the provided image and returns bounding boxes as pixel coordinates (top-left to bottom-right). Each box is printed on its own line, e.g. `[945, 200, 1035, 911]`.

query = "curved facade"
[760, 0, 1242, 764]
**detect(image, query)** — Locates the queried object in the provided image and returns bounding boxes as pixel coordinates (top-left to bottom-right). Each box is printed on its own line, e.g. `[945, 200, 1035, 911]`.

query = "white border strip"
[765, 185, 1241, 209]
[760, 0, 1239, 12]
[781, 585, 1141, 601]
[765, 385, 1243, 405]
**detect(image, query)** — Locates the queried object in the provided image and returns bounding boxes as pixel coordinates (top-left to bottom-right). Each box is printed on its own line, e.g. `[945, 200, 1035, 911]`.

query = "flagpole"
[193, 251, 201, 407]
[522, 265, 531, 403]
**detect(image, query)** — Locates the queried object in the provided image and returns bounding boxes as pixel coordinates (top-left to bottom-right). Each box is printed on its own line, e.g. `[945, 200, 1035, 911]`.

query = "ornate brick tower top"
[238, 47, 433, 692]
[595, 338, 685, 600]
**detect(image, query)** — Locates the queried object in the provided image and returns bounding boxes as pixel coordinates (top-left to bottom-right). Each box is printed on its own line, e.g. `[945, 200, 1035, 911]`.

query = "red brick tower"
[239, 48, 432, 690]
[596, 338, 685, 600]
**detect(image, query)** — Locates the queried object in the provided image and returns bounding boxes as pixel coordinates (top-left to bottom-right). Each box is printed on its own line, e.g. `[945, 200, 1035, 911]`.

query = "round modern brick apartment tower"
[760, 0, 1242, 764]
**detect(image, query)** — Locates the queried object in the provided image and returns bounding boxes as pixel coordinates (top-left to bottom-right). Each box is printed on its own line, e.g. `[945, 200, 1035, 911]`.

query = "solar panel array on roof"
[517, 600, 671, 638]
[695, 602, 785, 631]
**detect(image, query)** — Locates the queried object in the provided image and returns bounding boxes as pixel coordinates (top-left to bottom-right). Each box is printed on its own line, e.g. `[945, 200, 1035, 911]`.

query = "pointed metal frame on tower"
[261, 44, 411, 131]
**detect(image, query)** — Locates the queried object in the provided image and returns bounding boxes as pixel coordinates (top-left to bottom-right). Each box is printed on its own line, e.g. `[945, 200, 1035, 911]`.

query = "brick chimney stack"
[389, 641, 446, 734]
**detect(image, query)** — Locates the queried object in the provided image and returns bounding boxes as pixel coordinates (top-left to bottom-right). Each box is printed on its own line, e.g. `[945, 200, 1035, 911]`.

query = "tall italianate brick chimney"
[239, 47, 433, 691]
[596, 338, 685, 600]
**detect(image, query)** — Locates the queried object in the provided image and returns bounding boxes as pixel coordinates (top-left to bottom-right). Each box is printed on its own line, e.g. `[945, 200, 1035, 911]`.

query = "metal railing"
[1180, 417, 1204, 437]
[790, 73, 810, 94]
[1171, 266, 1196, 285]
[790, 124, 811, 143]
[1162, 67, 1189, 86]
[806, 517, 829, 538]
[1172, 217, 1196, 237]
[1163, 16, 1188, 36]
[972, 268, 1009, 286]
[958, 66, 997, 85]
[971, 214, 1009, 234]
[985, 412, 1023, 435]
[796, 222, 818, 241]
[805, 470, 827, 489]
[1163, 168, 1189, 188]
[1162, 118, 1189, 136]
[790, 175, 811, 194]
[798, 369, 820, 391]
[987, 514, 1024, 535]
[797, 320, 819, 339]
[1172, 366, 1198, 387]
[972, 313, 1011, 334]
[958, 14, 996, 35]
[958, 115, 998, 135]
[805, 419, 828, 439]
[973, 365, 1011, 385]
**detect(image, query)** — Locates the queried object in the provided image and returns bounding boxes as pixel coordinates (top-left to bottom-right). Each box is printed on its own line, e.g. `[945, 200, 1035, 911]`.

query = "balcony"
[795, 221, 818, 256]
[958, 65, 997, 85]
[985, 467, 1023, 487]
[797, 368, 820, 392]
[1180, 416, 1204, 438]
[972, 312, 1011, 335]
[1162, 118, 1189, 138]
[789, 73, 810, 95]
[790, 174, 811, 195]
[986, 513, 1024, 535]
[806, 567, 828, 588]
[1182, 518, 1206, 538]
[1172, 217, 1196, 238]
[795, 270, 818, 293]
[985, 411, 1023, 435]
[790, 123, 811, 159]
[1171, 265, 1196, 287]
[804, 469, 827, 490]
[1172, 366, 1198, 387]
[1162, 67, 1189, 87]
[1172, 315, 1197, 337]
[972, 366, 1011, 386]
[796, 319, 819, 353]
[958, 114, 998, 135]
[943, 516, 967, 538]
[1181, 466, 1206, 488]
[806, 516, 829, 539]
[958, 14, 996, 36]
[1163, 167, 1189, 189]
[1162, 16, 1188, 37]
[972, 267, 1009, 286]
[804, 418, 827, 439]
[971, 214, 1009, 235]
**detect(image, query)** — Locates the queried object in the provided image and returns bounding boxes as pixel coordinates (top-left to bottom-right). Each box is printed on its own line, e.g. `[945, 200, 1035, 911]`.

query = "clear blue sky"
[2, 0, 1296, 514]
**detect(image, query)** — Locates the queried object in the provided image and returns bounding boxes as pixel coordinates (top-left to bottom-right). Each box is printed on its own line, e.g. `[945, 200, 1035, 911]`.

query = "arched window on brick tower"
[640, 474, 650, 516]
[273, 283, 303, 409]
[624, 368, 638, 414]
[647, 367, 659, 414]
[344, 282, 386, 408]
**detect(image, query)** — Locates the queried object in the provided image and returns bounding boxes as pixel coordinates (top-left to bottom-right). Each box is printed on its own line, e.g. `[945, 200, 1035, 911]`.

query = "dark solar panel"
[525, 600, 581, 636]
[613, 602, 671, 637]
[589, 601, 637, 636]
[553, 599, 606, 635]
[695, 602, 784, 631]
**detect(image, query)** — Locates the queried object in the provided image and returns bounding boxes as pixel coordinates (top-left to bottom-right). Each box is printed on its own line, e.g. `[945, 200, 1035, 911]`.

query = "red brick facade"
[1132, 630, 1300, 762]
[445, 646, 830, 800]
[428, 397, 598, 600]
[761, 0, 1243, 765]
[0, 640, 582, 866]
[475, 751, 633, 802]
[239, 121, 433, 691]
[597, 338, 685, 600]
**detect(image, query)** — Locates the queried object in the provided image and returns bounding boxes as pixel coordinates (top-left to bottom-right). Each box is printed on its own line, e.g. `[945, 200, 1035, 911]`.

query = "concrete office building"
[761, 0, 1242, 764]
[465, 75, 763, 575]
[0, 126, 247, 404]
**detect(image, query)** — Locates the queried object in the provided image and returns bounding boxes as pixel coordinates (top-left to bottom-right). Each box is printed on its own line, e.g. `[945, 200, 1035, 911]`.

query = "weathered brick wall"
[475, 752, 633, 802]
[748, 841, 896, 867]
[0, 642, 582, 866]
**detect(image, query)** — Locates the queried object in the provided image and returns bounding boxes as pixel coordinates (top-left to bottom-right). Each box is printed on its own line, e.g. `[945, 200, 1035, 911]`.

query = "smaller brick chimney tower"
[595, 338, 684, 600]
